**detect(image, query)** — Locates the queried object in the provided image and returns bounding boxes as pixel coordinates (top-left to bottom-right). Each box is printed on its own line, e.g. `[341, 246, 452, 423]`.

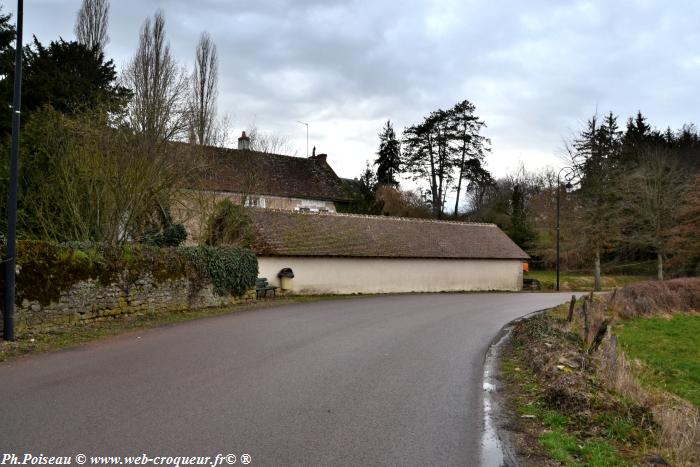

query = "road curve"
[1, 293, 572, 466]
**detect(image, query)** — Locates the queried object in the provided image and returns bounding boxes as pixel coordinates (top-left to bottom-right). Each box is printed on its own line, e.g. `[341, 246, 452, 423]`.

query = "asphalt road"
[1, 293, 573, 466]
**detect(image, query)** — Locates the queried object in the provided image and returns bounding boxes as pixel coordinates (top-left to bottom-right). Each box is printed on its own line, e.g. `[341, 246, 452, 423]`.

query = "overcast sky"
[5, 0, 700, 183]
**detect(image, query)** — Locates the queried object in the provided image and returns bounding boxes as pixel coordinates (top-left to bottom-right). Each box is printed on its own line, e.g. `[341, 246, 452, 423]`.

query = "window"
[244, 196, 266, 208]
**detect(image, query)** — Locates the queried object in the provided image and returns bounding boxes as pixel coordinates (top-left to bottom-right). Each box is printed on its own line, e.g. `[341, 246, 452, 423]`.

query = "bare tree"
[246, 123, 298, 155]
[188, 32, 218, 146]
[74, 0, 110, 52]
[620, 150, 688, 280]
[121, 10, 188, 145]
[21, 106, 193, 245]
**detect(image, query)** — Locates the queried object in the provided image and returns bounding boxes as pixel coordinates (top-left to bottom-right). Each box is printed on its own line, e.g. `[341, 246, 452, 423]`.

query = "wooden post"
[567, 295, 576, 322]
[582, 299, 590, 345]
[589, 318, 611, 353]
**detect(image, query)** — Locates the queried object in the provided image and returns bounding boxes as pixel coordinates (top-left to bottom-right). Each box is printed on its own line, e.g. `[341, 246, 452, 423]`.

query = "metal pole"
[556, 174, 561, 292]
[3, 0, 23, 341]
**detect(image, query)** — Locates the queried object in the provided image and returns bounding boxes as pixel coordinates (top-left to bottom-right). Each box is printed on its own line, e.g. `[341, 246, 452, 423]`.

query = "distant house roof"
[249, 210, 529, 260]
[190, 147, 352, 202]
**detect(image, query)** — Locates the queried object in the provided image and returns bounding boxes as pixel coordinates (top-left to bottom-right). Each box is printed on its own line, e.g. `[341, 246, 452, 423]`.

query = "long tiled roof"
[191, 147, 351, 201]
[249, 210, 529, 260]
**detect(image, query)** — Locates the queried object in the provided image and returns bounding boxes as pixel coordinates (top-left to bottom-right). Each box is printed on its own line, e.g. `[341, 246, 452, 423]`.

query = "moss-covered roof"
[188, 147, 352, 202]
[249, 210, 529, 260]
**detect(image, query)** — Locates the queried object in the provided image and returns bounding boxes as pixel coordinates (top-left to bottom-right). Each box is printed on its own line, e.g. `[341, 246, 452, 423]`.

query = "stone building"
[175, 133, 352, 243]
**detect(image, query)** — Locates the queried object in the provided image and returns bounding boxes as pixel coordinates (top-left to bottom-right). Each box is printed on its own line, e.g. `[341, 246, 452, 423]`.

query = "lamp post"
[3, 0, 23, 341]
[556, 166, 575, 292]
[296, 121, 308, 157]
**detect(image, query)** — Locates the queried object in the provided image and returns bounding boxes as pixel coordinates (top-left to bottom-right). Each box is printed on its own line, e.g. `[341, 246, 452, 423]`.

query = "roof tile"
[249, 210, 529, 260]
[191, 147, 351, 201]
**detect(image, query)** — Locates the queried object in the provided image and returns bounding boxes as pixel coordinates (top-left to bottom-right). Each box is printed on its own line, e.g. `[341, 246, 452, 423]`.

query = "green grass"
[540, 429, 630, 467]
[525, 270, 650, 291]
[617, 315, 700, 407]
[500, 346, 637, 466]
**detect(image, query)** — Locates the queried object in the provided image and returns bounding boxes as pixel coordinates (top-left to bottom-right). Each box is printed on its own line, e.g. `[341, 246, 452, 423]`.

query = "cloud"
[9, 0, 700, 180]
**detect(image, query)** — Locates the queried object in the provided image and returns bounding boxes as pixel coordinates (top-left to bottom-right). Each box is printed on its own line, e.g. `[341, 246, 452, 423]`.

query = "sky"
[4, 0, 700, 186]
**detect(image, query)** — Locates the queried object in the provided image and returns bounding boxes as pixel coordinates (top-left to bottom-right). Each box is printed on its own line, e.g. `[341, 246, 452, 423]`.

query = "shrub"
[179, 245, 258, 297]
[204, 200, 256, 248]
[142, 207, 188, 247]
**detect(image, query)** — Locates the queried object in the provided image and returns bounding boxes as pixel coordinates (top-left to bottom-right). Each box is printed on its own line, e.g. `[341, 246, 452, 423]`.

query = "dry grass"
[543, 279, 700, 465]
[609, 277, 700, 318]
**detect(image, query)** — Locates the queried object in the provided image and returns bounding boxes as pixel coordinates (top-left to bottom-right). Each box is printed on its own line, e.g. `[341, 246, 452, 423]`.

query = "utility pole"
[297, 121, 308, 157]
[3, 0, 23, 341]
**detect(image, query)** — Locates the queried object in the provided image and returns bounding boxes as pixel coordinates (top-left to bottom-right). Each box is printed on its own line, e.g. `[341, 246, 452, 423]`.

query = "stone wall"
[10, 272, 257, 335]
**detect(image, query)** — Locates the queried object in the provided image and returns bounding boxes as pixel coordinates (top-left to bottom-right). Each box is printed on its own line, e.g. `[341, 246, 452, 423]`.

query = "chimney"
[310, 153, 327, 164]
[238, 131, 250, 150]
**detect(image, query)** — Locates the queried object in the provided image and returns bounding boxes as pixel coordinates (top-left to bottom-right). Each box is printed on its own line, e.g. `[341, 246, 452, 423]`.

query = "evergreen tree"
[375, 120, 401, 186]
[23, 38, 129, 115]
[449, 100, 490, 214]
[572, 114, 621, 290]
[0, 32, 129, 137]
[402, 109, 455, 217]
[620, 111, 652, 165]
[506, 183, 537, 250]
[339, 162, 382, 214]
[598, 111, 622, 163]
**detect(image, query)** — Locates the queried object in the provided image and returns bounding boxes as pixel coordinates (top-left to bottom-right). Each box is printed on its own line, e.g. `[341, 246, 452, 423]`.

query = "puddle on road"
[480, 329, 511, 467]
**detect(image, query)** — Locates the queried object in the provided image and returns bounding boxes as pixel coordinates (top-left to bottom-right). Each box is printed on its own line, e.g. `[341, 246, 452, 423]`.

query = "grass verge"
[499, 308, 661, 466]
[0, 294, 366, 363]
[616, 315, 700, 407]
[524, 271, 650, 291]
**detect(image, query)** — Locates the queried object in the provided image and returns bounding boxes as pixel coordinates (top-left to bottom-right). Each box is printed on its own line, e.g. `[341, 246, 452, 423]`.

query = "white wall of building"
[258, 256, 524, 294]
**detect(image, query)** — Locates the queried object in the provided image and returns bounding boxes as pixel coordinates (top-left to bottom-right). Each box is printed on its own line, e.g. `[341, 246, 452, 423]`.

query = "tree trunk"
[453, 170, 463, 217]
[453, 145, 467, 216]
[657, 252, 664, 281]
[594, 249, 602, 292]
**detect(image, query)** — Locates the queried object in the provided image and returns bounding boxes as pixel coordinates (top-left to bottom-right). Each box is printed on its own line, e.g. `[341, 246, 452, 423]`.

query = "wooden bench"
[255, 278, 278, 299]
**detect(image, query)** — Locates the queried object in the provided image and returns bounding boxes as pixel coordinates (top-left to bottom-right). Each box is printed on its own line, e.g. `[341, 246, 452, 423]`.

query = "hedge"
[0, 241, 259, 306]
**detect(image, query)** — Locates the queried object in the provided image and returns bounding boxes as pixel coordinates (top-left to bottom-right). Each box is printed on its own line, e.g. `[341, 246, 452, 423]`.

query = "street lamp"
[296, 121, 309, 157]
[556, 166, 576, 292]
[3, 0, 23, 341]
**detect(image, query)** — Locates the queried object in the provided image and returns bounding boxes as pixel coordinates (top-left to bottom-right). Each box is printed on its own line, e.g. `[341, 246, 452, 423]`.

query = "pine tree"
[621, 111, 652, 165]
[375, 120, 401, 186]
[449, 100, 490, 214]
[572, 114, 621, 290]
[507, 183, 536, 250]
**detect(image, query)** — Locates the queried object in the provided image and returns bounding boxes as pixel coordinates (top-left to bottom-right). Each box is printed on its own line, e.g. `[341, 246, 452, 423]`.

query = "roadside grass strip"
[500, 316, 658, 466]
[524, 271, 650, 292]
[616, 314, 700, 408]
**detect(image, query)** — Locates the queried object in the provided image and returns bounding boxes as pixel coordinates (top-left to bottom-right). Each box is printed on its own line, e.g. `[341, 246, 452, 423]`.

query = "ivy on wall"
[179, 246, 259, 297]
[0, 241, 258, 306]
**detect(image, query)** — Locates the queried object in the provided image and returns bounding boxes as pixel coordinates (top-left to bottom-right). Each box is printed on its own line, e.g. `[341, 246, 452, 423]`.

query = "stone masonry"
[10, 272, 256, 335]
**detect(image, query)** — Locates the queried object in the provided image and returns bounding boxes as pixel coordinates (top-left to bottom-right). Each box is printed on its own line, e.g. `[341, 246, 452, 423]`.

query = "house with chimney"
[175, 132, 353, 243]
[175, 132, 527, 293]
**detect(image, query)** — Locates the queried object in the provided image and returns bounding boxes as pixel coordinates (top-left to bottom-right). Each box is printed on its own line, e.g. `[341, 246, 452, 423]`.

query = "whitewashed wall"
[258, 256, 524, 294]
